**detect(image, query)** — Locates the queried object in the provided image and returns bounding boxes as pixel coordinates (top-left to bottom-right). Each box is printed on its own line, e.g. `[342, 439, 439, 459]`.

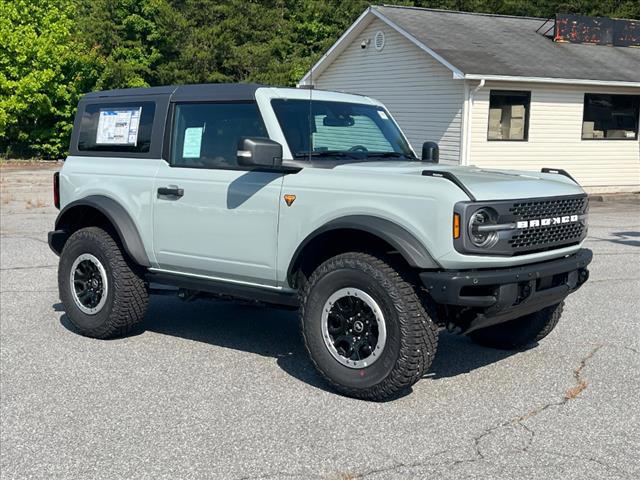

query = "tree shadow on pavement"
[57, 295, 518, 392]
[608, 231, 640, 247]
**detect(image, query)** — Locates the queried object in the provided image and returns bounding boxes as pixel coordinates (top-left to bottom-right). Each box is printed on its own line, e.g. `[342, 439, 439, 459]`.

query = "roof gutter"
[463, 78, 485, 166]
[464, 74, 640, 88]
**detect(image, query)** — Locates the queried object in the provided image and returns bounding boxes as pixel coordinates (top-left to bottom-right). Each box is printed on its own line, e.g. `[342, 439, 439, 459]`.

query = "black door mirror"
[237, 138, 283, 168]
[421, 141, 439, 163]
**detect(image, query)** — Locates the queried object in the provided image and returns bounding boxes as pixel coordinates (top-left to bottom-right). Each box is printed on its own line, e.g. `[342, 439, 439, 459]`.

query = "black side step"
[541, 168, 578, 184]
[146, 271, 299, 307]
[422, 170, 476, 201]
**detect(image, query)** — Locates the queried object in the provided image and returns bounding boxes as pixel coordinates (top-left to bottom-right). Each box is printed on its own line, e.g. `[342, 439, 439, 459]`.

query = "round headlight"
[469, 208, 498, 248]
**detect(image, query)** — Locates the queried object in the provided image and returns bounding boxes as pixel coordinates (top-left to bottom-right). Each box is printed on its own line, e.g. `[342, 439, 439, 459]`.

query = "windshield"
[271, 99, 415, 160]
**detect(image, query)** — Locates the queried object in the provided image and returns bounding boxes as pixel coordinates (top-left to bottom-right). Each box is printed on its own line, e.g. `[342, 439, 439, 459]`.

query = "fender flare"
[287, 215, 440, 282]
[54, 196, 150, 267]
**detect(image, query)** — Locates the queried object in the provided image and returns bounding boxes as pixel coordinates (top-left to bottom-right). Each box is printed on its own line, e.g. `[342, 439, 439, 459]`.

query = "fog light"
[578, 269, 589, 284]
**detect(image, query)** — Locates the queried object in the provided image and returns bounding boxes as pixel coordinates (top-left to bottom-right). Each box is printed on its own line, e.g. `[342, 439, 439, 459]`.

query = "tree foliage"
[1, 0, 638, 158]
[0, 0, 97, 158]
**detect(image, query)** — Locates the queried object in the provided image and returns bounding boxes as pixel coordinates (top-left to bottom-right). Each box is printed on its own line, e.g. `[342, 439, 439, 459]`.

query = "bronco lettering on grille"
[516, 214, 579, 229]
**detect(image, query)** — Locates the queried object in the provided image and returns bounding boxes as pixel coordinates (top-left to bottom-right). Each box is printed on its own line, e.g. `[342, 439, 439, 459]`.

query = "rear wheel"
[469, 302, 564, 350]
[58, 226, 148, 339]
[300, 252, 438, 401]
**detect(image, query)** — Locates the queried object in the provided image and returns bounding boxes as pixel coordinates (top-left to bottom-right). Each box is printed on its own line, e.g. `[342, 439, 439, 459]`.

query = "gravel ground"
[1, 166, 639, 480]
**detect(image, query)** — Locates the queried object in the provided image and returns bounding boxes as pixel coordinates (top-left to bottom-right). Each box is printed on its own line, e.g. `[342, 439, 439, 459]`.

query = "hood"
[333, 162, 585, 201]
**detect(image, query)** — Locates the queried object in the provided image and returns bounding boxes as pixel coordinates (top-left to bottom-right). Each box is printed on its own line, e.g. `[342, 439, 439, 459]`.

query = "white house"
[299, 5, 640, 193]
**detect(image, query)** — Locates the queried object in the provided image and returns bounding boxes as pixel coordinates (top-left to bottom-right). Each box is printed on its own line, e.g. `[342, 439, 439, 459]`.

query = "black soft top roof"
[82, 83, 265, 102]
[71, 83, 266, 159]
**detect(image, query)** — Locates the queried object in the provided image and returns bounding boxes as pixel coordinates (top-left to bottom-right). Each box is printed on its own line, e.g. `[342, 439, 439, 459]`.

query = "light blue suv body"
[49, 84, 592, 400]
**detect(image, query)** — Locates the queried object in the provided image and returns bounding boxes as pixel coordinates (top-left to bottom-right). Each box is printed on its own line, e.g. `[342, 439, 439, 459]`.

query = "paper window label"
[96, 107, 142, 145]
[182, 127, 203, 158]
[377, 110, 389, 120]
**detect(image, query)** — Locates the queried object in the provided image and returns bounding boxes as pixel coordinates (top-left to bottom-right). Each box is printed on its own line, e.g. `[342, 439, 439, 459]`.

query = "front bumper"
[420, 248, 592, 333]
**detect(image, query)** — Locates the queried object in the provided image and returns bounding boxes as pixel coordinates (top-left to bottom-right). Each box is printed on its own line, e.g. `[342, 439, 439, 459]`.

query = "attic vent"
[374, 31, 385, 51]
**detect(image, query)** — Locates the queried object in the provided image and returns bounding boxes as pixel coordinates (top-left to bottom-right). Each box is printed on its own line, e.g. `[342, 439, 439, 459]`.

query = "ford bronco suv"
[49, 84, 592, 401]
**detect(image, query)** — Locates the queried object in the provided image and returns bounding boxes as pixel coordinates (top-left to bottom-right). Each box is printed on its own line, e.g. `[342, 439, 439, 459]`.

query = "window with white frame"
[487, 90, 531, 141]
[582, 93, 639, 140]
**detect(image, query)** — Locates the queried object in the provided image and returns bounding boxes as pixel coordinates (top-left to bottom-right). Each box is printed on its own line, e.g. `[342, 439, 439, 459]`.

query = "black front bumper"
[420, 248, 592, 333]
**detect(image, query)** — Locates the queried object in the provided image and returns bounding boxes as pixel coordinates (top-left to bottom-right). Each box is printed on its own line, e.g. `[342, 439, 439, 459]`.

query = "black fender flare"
[287, 215, 440, 283]
[53, 196, 150, 267]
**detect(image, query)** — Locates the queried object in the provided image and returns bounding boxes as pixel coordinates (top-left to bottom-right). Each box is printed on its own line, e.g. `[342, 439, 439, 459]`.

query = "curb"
[588, 192, 640, 202]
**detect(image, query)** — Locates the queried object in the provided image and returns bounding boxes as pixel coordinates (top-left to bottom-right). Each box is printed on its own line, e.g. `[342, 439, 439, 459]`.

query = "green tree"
[0, 0, 97, 158]
[1, 0, 637, 159]
[75, 0, 185, 89]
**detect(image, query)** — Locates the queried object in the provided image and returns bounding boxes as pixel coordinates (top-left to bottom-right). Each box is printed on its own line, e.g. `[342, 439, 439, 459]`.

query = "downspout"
[463, 78, 485, 166]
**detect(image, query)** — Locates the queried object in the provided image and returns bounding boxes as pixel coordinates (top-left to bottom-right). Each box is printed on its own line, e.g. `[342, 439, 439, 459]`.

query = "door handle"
[157, 186, 184, 198]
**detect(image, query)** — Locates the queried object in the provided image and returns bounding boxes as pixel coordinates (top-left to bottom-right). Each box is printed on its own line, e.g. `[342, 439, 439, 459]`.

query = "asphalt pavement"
[1, 166, 639, 479]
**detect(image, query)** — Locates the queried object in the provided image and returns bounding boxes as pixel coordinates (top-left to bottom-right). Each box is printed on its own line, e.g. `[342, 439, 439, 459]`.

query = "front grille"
[453, 194, 589, 256]
[510, 222, 585, 250]
[509, 196, 587, 220]
[508, 195, 588, 253]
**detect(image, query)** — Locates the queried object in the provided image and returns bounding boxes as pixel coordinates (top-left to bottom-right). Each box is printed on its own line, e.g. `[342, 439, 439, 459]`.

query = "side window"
[582, 93, 639, 140]
[487, 90, 530, 141]
[78, 102, 155, 153]
[170, 102, 267, 168]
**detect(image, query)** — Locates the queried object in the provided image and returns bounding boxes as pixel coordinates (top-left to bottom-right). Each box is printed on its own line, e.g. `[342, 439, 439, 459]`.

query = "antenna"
[307, 63, 313, 162]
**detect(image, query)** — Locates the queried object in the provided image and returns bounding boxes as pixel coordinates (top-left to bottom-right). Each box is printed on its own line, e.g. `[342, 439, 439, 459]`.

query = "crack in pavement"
[587, 278, 640, 284]
[235, 471, 323, 480]
[565, 346, 600, 400]
[353, 449, 452, 479]
[0, 289, 58, 293]
[0, 264, 56, 271]
[472, 345, 604, 461]
[464, 344, 635, 479]
[537, 449, 632, 478]
[350, 344, 632, 479]
[315, 344, 631, 480]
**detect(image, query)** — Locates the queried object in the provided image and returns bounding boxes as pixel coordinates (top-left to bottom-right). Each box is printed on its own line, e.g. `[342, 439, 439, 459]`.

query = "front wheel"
[58, 226, 149, 339]
[469, 302, 564, 350]
[300, 252, 438, 401]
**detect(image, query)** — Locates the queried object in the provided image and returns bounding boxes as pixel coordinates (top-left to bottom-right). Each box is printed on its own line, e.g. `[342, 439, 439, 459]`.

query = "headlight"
[468, 208, 499, 248]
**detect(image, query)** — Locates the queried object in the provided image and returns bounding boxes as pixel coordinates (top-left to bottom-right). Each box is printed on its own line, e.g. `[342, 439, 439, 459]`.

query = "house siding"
[468, 81, 640, 191]
[313, 17, 465, 164]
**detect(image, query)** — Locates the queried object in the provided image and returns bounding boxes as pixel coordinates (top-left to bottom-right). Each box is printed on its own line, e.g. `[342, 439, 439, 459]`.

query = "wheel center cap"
[353, 320, 364, 333]
[91, 278, 99, 288]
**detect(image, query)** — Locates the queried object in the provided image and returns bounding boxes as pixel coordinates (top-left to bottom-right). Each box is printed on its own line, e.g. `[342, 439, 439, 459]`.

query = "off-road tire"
[469, 302, 564, 350]
[58, 226, 148, 339]
[300, 252, 438, 401]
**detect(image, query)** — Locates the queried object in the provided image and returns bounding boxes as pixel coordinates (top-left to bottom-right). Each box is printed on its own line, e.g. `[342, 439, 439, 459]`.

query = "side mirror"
[237, 137, 283, 167]
[421, 141, 439, 163]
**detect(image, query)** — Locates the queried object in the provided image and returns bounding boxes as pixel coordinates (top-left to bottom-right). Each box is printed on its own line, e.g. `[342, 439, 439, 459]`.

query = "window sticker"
[377, 110, 389, 120]
[182, 127, 203, 158]
[96, 107, 142, 145]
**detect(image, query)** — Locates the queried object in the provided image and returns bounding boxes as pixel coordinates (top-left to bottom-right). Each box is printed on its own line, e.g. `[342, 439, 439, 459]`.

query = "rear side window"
[78, 102, 156, 153]
[170, 102, 267, 168]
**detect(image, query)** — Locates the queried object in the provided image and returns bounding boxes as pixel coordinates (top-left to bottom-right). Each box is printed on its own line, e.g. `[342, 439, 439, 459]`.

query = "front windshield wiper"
[294, 150, 360, 159]
[366, 152, 419, 160]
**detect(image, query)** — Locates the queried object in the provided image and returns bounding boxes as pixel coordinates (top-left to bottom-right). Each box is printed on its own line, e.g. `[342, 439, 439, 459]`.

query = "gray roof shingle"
[375, 5, 640, 83]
